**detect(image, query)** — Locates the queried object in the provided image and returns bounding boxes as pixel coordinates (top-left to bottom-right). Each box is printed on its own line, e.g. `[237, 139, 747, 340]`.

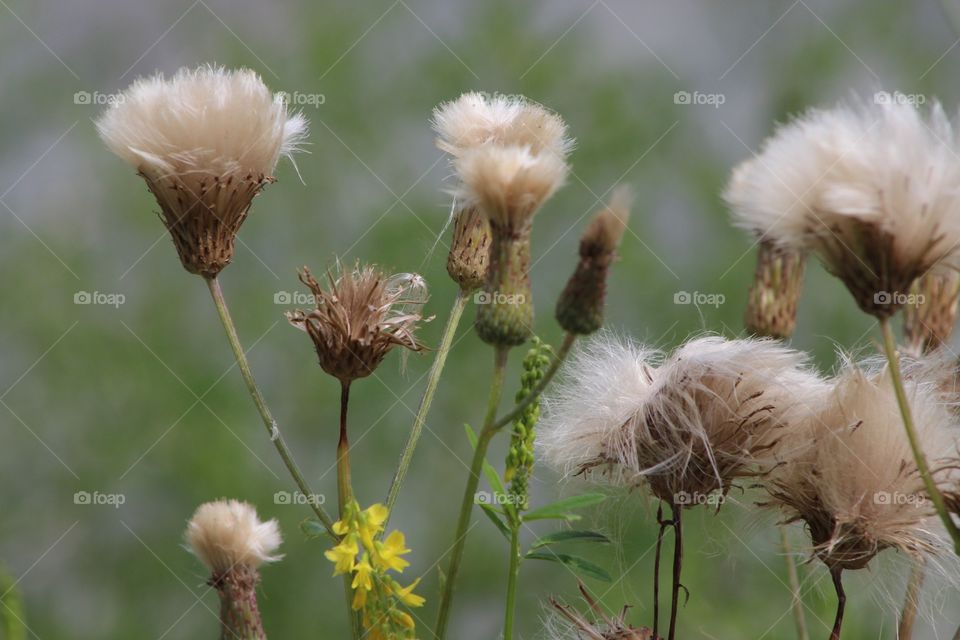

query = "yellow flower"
[358, 503, 389, 550]
[393, 578, 426, 607]
[332, 518, 350, 537]
[393, 610, 416, 630]
[352, 557, 374, 592]
[376, 530, 411, 572]
[324, 535, 358, 576]
[351, 584, 367, 611]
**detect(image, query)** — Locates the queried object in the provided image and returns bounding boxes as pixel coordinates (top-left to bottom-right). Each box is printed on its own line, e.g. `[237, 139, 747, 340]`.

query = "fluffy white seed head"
[97, 65, 308, 178]
[724, 99, 960, 317]
[185, 499, 282, 575]
[454, 144, 568, 229]
[538, 333, 827, 503]
[764, 357, 960, 571]
[432, 91, 573, 158]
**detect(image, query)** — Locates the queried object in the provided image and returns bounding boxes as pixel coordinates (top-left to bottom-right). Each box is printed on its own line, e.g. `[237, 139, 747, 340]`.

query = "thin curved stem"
[336, 381, 361, 640]
[880, 318, 960, 553]
[503, 523, 521, 640]
[668, 503, 683, 640]
[779, 525, 809, 640]
[829, 568, 845, 640]
[204, 276, 336, 537]
[489, 332, 575, 432]
[385, 289, 468, 521]
[898, 562, 925, 640]
[434, 346, 510, 640]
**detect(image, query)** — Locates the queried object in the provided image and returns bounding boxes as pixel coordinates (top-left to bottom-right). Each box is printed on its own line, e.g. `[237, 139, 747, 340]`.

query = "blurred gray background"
[1, 0, 960, 638]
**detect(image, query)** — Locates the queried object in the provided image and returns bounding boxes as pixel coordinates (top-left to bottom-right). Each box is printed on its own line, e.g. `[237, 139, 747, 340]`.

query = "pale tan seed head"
[185, 499, 282, 576]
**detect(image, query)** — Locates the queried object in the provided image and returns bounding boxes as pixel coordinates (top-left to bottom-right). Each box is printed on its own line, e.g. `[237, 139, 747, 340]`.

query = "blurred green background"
[2, 0, 960, 637]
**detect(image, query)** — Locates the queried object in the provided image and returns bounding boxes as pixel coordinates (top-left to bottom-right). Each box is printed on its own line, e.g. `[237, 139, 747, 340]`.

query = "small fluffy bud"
[185, 499, 282, 575]
[446, 205, 490, 292]
[185, 499, 282, 640]
[744, 240, 806, 340]
[556, 188, 631, 335]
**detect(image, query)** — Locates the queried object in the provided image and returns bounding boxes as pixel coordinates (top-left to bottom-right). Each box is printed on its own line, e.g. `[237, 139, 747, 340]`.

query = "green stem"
[779, 525, 809, 640]
[384, 289, 468, 522]
[335, 381, 362, 640]
[503, 523, 521, 640]
[489, 332, 575, 432]
[898, 562, 925, 640]
[204, 276, 336, 537]
[434, 346, 510, 640]
[879, 318, 960, 553]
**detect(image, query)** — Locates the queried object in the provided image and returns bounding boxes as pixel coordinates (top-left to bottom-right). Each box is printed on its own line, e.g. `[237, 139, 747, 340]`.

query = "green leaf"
[479, 504, 511, 540]
[524, 552, 612, 582]
[463, 424, 506, 497]
[523, 493, 607, 521]
[300, 518, 329, 539]
[530, 530, 611, 549]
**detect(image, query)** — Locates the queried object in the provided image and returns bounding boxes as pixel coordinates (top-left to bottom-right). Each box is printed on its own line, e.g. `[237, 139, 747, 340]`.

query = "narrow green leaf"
[524, 552, 612, 582]
[523, 493, 607, 521]
[479, 504, 511, 540]
[530, 530, 611, 549]
[463, 423, 508, 503]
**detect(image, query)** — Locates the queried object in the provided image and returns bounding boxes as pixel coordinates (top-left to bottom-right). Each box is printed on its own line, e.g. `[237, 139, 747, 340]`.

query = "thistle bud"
[903, 271, 960, 355]
[185, 500, 282, 640]
[456, 145, 569, 347]
[96, 65, 307, 278]
[446, 205, 491, 292]
[555, 188, 631, 335]
[744, 241, 806, 340]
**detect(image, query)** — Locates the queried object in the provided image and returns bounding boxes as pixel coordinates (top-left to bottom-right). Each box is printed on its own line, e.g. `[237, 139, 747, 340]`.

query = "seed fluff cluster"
[97, 65, 308, 277]
[538, 333, 826, 506]
[724, 98, 960, 318]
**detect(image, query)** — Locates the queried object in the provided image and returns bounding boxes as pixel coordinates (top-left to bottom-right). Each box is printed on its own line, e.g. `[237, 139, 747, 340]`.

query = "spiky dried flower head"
[762, 357, 959, 572]
[287, 262, 428, 384]
[547, 583, 653, 640]
[744, 240, 807, 340]
[446, 205, 491, 292]
[432, 91, 573, 159]
[724, 98, 960, 319]
[97, 65, 308, 277]
[556, 187, 632, 335]
[185, 499, 282, 576]
[539, 333, 826, 506]
[903, 271, 960, 356]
